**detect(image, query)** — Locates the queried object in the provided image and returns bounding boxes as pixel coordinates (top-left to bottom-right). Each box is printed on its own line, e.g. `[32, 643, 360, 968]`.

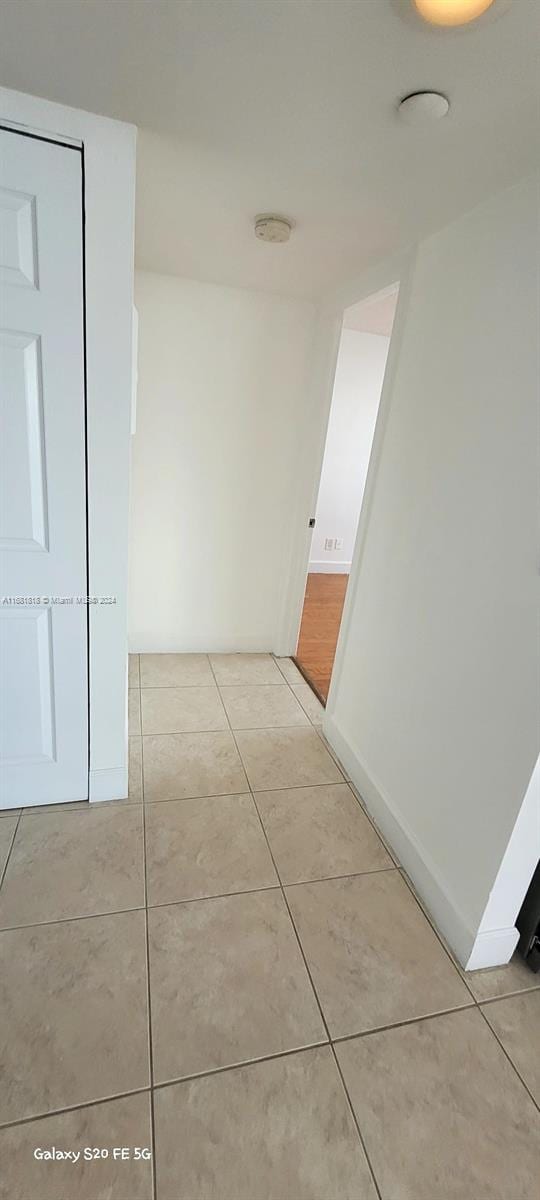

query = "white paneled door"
[0, 129, 88, 807]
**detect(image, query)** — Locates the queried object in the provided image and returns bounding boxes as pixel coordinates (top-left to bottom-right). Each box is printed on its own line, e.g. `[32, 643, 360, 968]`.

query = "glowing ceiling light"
[413, 0, 496, 26]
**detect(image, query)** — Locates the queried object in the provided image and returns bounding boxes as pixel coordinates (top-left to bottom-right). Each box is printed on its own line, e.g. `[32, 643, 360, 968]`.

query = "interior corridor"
[0, 653, 538, 1199]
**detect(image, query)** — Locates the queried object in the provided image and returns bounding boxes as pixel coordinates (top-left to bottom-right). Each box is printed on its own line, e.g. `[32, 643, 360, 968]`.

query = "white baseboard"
[323, 713, 477, 968]
[465, 926, 519, 971]
[89, 766, 128, 803]
[308, 561, 351, 575]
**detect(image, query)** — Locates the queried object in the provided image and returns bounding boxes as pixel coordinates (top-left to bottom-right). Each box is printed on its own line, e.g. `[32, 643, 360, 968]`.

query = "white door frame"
[0, 87, 136, 803]
[274, 247, 416, 674]
[1, 128, 88, 805]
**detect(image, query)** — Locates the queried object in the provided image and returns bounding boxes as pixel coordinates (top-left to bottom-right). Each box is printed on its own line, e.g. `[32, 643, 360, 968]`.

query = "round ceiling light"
[398, 91, 450, 123]
[254, 214, 294, 243]
[413, 0, 496, 25]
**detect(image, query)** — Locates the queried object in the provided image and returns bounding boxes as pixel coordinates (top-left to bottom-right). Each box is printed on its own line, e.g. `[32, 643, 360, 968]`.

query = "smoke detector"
[254, 214, 294, 243]
[398, 91, 450, 123]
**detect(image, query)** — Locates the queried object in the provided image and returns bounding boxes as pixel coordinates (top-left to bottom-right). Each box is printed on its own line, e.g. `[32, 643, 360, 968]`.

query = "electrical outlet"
[335, 537, 344, 551]
[324, 537, 334, 551]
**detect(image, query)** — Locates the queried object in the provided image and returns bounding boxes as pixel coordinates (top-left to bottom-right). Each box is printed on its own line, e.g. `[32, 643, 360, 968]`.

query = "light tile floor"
[0, 652, 538, 1200]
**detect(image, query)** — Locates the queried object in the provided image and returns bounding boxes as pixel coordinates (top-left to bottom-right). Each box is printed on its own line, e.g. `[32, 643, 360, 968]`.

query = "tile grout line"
[152, 1040, 330, 1093]
[0, 809, 22, 893]
[248, 770, 384, 1200]
[331, 1001, 479, 1045]
[0, 1086, 153, 1133]
[327, 1041, 383, 1200]
[474, 984, 540, 1004]
[215, 682, 311, 730]
[476, 1001, 540, 1115]
[140, 724, 158, 1200]
[143, 777, 352, 800]
[21, 799, 141, 815]
[209, 657, 384, 1200]
[0, 903, 146, 933]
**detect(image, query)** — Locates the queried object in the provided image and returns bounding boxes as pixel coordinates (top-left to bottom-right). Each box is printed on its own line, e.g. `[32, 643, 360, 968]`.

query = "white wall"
[310, 329, 389, 572]
[129, 271, 316, 652]
[0, 87, 136, 803]
[325, 174, 540, 968]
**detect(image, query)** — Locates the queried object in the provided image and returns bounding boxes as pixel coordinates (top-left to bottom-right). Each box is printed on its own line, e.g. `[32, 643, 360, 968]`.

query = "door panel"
[0, 129, 88, 807]
[0, 331, 48, 552]
[0, 608, 55, 764]
[0, 184, 38, 289]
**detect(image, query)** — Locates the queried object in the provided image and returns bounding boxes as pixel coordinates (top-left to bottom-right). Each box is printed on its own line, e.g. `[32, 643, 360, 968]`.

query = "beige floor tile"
[0, 817, 17, 879]
[129, 735, 143, 801]
[129, 687, 141, 735]
[0, 910, 149, 1124]
[145, 793, 277, 905]
[464, 951, 540, 1001]
[481, 991, 540, 1104]
[274, 656, 305, 685]
[236, 726, 343, 791]
[154, 1046, 377, 1200]
[286, 872, 470, 1037]
[143, 731, 248, 802]
[209, 653, 283, 685]
[291, 682, 325, 724]
[256, 783, 393, 884]
[140, 652, 213, 687]
[0, 1092, 153, 1200]
[0, 808, 21, 818]
[148, 890, 326, 1082]
[220, 683, 309, 729]
[0, 806, 144, 927]
[141, 685, 227, 734]
[128, 652, 140, 687]
[336, 1008, 540, 1200]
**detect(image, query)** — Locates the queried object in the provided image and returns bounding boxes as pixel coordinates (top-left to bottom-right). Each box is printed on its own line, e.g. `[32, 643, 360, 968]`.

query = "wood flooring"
[295, 573, 349, 703]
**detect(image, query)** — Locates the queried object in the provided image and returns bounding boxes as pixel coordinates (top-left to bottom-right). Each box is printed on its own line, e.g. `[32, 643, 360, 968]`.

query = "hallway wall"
[309, 329, 390, 573]
[325, 174, 540, 967]
[129, 270, 316, 651]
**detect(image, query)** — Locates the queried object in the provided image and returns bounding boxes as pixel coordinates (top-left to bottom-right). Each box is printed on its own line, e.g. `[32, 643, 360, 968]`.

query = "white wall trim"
[465, 927, 519, 972]
[89, 766, 128, 803]
[477, 755, 540, 935]
[308, 560, 351, 574]
[323, 711, 477, 967]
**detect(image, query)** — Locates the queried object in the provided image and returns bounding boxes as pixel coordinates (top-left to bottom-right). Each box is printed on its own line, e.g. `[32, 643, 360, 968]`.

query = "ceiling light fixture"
[254, 214, 294, 243]
[398, 91, 450, 123]
[393, 0, 512, 30]
[412, 0, 496, 25]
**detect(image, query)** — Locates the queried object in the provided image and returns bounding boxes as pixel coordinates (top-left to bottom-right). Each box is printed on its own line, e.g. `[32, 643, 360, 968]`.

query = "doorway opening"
[294, 284, 399, 703]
